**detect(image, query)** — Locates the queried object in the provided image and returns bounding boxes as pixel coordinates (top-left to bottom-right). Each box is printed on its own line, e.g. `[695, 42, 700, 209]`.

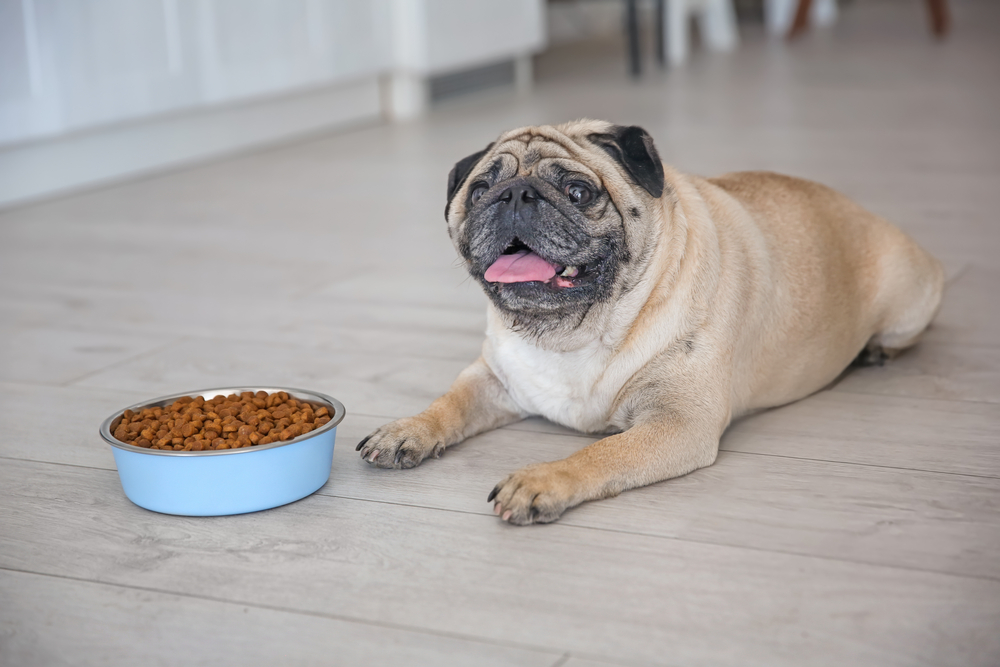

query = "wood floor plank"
[338, 421, 1000, 581]
[0, 382, 135, 469]
[924, 265, 1000, 348]
[832, 341, 1000, 404]
[562, 659, 640, 667]
[2, 459, 998, 667]
[0, 281, 487, 360]
[722, 390, 1000, 478]
[67, 331, 1000, 477]
[70, 336, 473, 418]
[0, 569, 561, 667]
[4, 384, 998, 580]
[0, 325, 176, 386]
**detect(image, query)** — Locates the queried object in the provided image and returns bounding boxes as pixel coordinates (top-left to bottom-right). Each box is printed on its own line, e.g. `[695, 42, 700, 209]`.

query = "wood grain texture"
[0, 570, 562, 667]
[832, 341, 1000, 404]
[2, 460, 998, 667]
[723, 391, 1000, 477]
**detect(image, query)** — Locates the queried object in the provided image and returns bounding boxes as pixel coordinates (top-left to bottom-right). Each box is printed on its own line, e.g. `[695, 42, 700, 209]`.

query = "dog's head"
[445, 120, 667, 340]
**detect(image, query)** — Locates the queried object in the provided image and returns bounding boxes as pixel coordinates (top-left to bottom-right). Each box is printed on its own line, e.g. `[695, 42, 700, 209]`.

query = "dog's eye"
[470, 183, 489, 206]
[565, 182, 593, 205]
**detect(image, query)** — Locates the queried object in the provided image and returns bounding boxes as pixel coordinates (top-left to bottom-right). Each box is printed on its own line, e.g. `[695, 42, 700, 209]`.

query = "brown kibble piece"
[113, 392, 333, 452]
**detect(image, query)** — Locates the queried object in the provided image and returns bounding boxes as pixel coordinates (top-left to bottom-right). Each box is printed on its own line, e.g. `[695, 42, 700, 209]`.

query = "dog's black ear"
[445, 143, 493, 219]
[588, 126, 664, 198]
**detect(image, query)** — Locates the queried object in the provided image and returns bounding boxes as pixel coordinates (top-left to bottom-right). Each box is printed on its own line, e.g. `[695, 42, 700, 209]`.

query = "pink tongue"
[484, 251, 557, 283]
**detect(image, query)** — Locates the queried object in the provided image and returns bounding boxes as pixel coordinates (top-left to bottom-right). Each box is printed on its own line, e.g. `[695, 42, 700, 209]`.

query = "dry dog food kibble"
[110, 391, 333, 451]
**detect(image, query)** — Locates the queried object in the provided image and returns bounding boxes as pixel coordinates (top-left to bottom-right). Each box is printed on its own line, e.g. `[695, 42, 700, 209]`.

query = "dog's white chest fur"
[485, 334, 619, 434]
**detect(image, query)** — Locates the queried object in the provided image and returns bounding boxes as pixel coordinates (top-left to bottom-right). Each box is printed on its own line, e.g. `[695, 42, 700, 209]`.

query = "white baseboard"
[0, 77, 382, 210]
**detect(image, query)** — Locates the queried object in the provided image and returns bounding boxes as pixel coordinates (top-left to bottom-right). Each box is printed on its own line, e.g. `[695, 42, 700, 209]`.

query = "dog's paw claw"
[357, 419, 444, 470]
[488, 463, 578, 525]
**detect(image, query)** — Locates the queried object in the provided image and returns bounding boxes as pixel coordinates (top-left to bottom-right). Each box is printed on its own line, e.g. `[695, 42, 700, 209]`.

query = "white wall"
[0, 0, 393, 148]
[0, 0, 546, 208]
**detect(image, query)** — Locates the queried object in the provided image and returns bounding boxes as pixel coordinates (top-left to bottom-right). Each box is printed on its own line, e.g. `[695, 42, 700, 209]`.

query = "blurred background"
[0, 0, 974, 209]
[2, 4, 1000, 664]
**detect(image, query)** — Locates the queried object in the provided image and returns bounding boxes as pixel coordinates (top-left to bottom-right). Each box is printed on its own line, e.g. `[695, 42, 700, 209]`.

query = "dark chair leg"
[655, 0, 666, 67]
[626, 0, 641, 77]
[927, 0, 950, 37]
[787, 0, 812, 40]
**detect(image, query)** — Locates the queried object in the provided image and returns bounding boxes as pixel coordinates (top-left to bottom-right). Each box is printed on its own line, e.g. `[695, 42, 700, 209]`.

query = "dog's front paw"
[488, 462, 583, 525]
[356, 418, 445, 469]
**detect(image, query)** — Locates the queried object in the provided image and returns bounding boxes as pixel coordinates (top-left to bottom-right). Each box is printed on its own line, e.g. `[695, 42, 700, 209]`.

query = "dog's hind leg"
[867, 236, 945, 359]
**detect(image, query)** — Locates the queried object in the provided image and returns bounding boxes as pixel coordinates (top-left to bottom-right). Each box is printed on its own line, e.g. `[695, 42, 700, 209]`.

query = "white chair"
[764, 0, 837, 37]
[664, 0, 740, 66]
[623, 0, 739, 75]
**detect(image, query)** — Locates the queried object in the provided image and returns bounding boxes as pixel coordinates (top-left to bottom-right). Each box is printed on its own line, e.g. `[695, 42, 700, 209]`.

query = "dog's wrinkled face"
[445, 120, 665, 338]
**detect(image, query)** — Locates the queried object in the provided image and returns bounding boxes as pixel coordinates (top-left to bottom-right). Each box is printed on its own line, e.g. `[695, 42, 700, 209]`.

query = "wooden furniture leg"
[927, 0, 950, 37]
[627, 0, 641, 77]
[787, 0, 813, 40]
[655, 0, 666, 67]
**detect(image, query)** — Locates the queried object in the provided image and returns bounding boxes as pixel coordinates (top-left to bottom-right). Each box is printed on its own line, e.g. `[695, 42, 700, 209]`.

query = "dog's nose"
[500, 184, 540, 213]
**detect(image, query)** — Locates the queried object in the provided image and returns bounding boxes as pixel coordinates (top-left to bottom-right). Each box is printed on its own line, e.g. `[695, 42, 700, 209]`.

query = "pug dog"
[357, 119, 944, 525]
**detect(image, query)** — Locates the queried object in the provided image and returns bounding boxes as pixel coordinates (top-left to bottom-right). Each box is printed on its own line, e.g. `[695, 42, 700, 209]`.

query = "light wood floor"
[2, 2, 998, 665]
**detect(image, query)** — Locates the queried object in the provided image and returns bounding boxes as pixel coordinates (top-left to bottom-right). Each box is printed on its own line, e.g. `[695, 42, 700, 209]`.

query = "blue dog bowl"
[100, 387, 345, 516]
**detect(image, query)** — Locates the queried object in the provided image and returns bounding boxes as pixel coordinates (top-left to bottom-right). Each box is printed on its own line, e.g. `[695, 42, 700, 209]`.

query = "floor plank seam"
[10, 456, 994, 584]
[718, 448, 1000, 480]
[14, 446, 992, 487]
[303, 490, 1000, 584]
[0, 565, 572, 660]
[830, 386, 1000, 406]
[0, 454, 115, 473]
[547, 520, 1000, 584]
[60, 335, 189, 388]
[548, 653, 572, 667]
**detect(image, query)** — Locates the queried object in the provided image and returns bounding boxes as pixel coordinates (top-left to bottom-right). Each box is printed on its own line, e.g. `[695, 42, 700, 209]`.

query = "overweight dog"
[357, 120, 944, 525]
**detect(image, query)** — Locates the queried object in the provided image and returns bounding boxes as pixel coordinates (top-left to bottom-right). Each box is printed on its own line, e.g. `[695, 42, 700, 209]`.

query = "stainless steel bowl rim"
[100, 386, 346, 457]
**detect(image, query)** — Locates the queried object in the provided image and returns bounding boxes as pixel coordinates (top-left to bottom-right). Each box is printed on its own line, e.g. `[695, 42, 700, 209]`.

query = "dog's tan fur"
[358, 120, 944, 525]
